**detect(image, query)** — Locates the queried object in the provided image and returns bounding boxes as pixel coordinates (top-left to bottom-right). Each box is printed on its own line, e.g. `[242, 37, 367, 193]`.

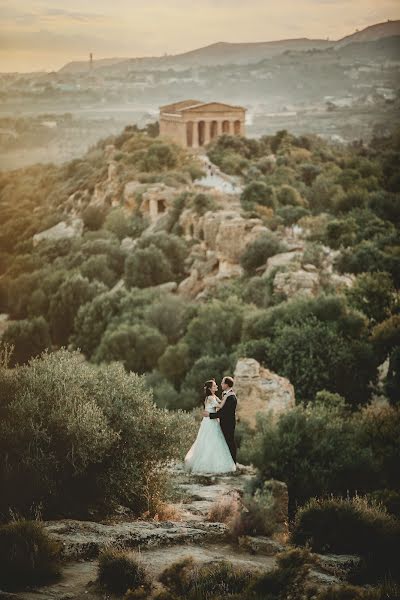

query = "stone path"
[8, 464, 279, 599]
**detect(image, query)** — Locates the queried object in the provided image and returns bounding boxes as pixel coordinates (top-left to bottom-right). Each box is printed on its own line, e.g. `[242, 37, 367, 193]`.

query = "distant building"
[159, 99, 246, 148]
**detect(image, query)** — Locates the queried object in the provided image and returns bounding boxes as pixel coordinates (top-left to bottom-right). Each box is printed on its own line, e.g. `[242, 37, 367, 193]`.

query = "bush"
[247, 547, 314, 599]
[292, 496, 400, 583]
[2, 316, 51, 365]
[49, 274, 105, 346]
[240, 232, 285, 275]
[0, 519, 61, 591]
[240, 395, 400, 513]
[142, 142, 178, 171]
[98, 548, 150, 594]
[94, 323, 167, 373]
[241, 181, 276, 211]
[0, 347, 192, 518]
[345, 271, 397, 323]
[124, 245, 174, 288]
[159, 557, 253, 599]
[192, 192, 216, 215]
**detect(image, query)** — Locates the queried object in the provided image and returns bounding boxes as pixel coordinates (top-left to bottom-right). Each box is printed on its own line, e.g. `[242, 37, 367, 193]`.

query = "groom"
[203, 376, 237, 463]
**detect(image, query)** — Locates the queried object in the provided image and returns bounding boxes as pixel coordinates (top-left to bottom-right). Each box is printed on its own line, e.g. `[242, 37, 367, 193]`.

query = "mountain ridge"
[59, 19, 400, 73]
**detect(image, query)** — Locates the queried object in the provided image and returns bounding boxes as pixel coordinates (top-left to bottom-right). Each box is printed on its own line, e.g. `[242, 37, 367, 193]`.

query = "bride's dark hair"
[203, 379, 215, 406]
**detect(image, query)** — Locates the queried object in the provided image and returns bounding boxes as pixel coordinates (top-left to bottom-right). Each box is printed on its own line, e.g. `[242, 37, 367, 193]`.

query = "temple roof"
[160, 100, 245, 114]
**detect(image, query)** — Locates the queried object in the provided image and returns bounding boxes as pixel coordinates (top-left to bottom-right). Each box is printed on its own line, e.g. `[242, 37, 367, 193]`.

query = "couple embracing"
[184, 376, 237, 475]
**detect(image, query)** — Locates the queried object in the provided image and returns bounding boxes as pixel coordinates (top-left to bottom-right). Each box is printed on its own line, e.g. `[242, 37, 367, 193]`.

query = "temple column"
[204, 121, 211, 145]
[192, 120, 199, 148]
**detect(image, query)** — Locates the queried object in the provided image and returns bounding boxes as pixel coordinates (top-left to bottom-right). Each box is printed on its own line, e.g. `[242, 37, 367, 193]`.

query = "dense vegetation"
[0, 345, 192, 519]
[0, 126, 399, 592]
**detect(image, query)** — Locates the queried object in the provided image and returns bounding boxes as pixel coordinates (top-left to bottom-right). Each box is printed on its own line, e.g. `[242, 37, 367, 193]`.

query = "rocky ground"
[3, 464, 360, 600]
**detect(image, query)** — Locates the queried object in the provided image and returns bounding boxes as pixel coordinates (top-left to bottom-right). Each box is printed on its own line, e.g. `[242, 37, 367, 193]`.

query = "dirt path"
[12, 465, 280, 599]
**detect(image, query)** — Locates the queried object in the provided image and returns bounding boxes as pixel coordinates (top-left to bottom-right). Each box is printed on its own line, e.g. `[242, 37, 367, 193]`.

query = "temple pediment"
[181, 102, 245, 113]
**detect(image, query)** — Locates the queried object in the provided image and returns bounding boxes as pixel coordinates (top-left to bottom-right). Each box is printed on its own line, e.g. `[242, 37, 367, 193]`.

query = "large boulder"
[234, 358, 295, 427]
[32, 218, 83, 246]
[273, 268, 320, 298]
[180, 209, 269, 280]
[262, 250, 303, 277]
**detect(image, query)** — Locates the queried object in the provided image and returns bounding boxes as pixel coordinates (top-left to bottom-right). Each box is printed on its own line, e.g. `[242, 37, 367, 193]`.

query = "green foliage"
[137, 232, 188, 280]
[82, 203, 107, 230]
[104, 208, 147, 240]
[276, 184, 304, 206]
[0, 347, 191, 518]
[192, 192, 216, 215]
[243, 295, 375, 405]
[241, 180, 276, 211]
[0, 519, 61, 591]
[184, 298, 244, 359]
[159, 557, 253, 599]
[94, 323, 167, 373]
[49, 274, 105, 346]
[181, 354, 233, 408]
[240, 232, 285, 275]
[241, 397, 400, 512]
[346, 271, 397, 323]
[97, 548, 150, 595]
[2, 316, 51, 365]
[71, 288, 127, 358]
[142, 142, 178, 171]
[158, 342, 191, 387]
[125, 245, 174, 288]
[292, 496, 400, 583]
[145, 295, 194, 344]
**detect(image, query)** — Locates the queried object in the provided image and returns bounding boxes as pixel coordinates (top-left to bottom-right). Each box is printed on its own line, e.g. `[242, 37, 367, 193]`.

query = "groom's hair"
[223, 376, 234, 388]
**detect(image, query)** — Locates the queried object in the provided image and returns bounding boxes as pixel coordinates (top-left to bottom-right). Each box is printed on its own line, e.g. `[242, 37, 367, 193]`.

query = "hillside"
[335, 18, 400, 47]
[59, 19, 400, 73]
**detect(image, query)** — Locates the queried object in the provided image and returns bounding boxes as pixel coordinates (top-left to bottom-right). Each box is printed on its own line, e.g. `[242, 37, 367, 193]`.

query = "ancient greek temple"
[159, 99, 246, 148]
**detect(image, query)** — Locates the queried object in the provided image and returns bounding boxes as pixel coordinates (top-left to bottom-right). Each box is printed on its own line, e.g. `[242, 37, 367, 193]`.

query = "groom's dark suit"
[209, 390, 237, 463]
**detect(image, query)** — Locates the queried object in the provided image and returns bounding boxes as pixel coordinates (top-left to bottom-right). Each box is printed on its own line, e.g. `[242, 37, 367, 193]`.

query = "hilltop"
[59, 19, 400, 73]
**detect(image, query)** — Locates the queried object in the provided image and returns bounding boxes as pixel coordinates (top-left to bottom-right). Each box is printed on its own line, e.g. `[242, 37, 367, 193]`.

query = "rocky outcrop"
[180, 209, 269, 287]
[273, 268, 320, 298]
[234, 358, 295, 427]
[44, 518, 227, 560]
[262, 250, 303, 277]
[32, 218, 83, 246]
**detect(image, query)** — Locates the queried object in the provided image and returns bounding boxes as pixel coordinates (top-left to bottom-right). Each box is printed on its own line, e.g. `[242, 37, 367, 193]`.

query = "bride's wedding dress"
[184, 395, 236, 474]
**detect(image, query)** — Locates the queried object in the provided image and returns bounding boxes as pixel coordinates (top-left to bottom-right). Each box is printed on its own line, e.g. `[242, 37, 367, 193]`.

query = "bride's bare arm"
[215, 395, 227, 410]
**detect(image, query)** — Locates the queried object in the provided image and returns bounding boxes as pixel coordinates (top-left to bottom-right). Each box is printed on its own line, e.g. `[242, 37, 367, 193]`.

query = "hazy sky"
[1, 0, 399, 72]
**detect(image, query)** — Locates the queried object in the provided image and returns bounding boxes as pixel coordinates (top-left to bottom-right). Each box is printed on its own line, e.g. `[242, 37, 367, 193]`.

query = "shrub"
[247, 547, 314, 599]
[240, 232, 285, 275]
[240, 395, 397, 513]
[94, 322, 167, 373]
[124, 245, 174, 288]
[82, 204, 107, 230]
[2, 316, 51, 365]
[0, 347, 192, 518]
[159, 557, 253, 599]
[314, 583, 393, 600]
[207, 493, 241, 525]
[98, 548, 150, 594]
[192, 192, 216, 215]
[0, 519, 61, 591]
[292, 496, 400, 583]
[241, 181, 276, 211]
[276, 184, 303, 206]
[345, 271, 397, 323]
[49, 274, 105, 346]
[142, 142, 178, 171]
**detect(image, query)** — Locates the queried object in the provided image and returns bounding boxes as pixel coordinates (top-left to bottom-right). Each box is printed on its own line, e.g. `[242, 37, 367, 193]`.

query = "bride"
[184, 379, 236, 474]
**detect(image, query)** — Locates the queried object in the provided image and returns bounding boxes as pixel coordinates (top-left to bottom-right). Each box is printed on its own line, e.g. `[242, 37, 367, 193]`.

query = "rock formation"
[32, 218, 83, 246]
[234, 358, 295, 427]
